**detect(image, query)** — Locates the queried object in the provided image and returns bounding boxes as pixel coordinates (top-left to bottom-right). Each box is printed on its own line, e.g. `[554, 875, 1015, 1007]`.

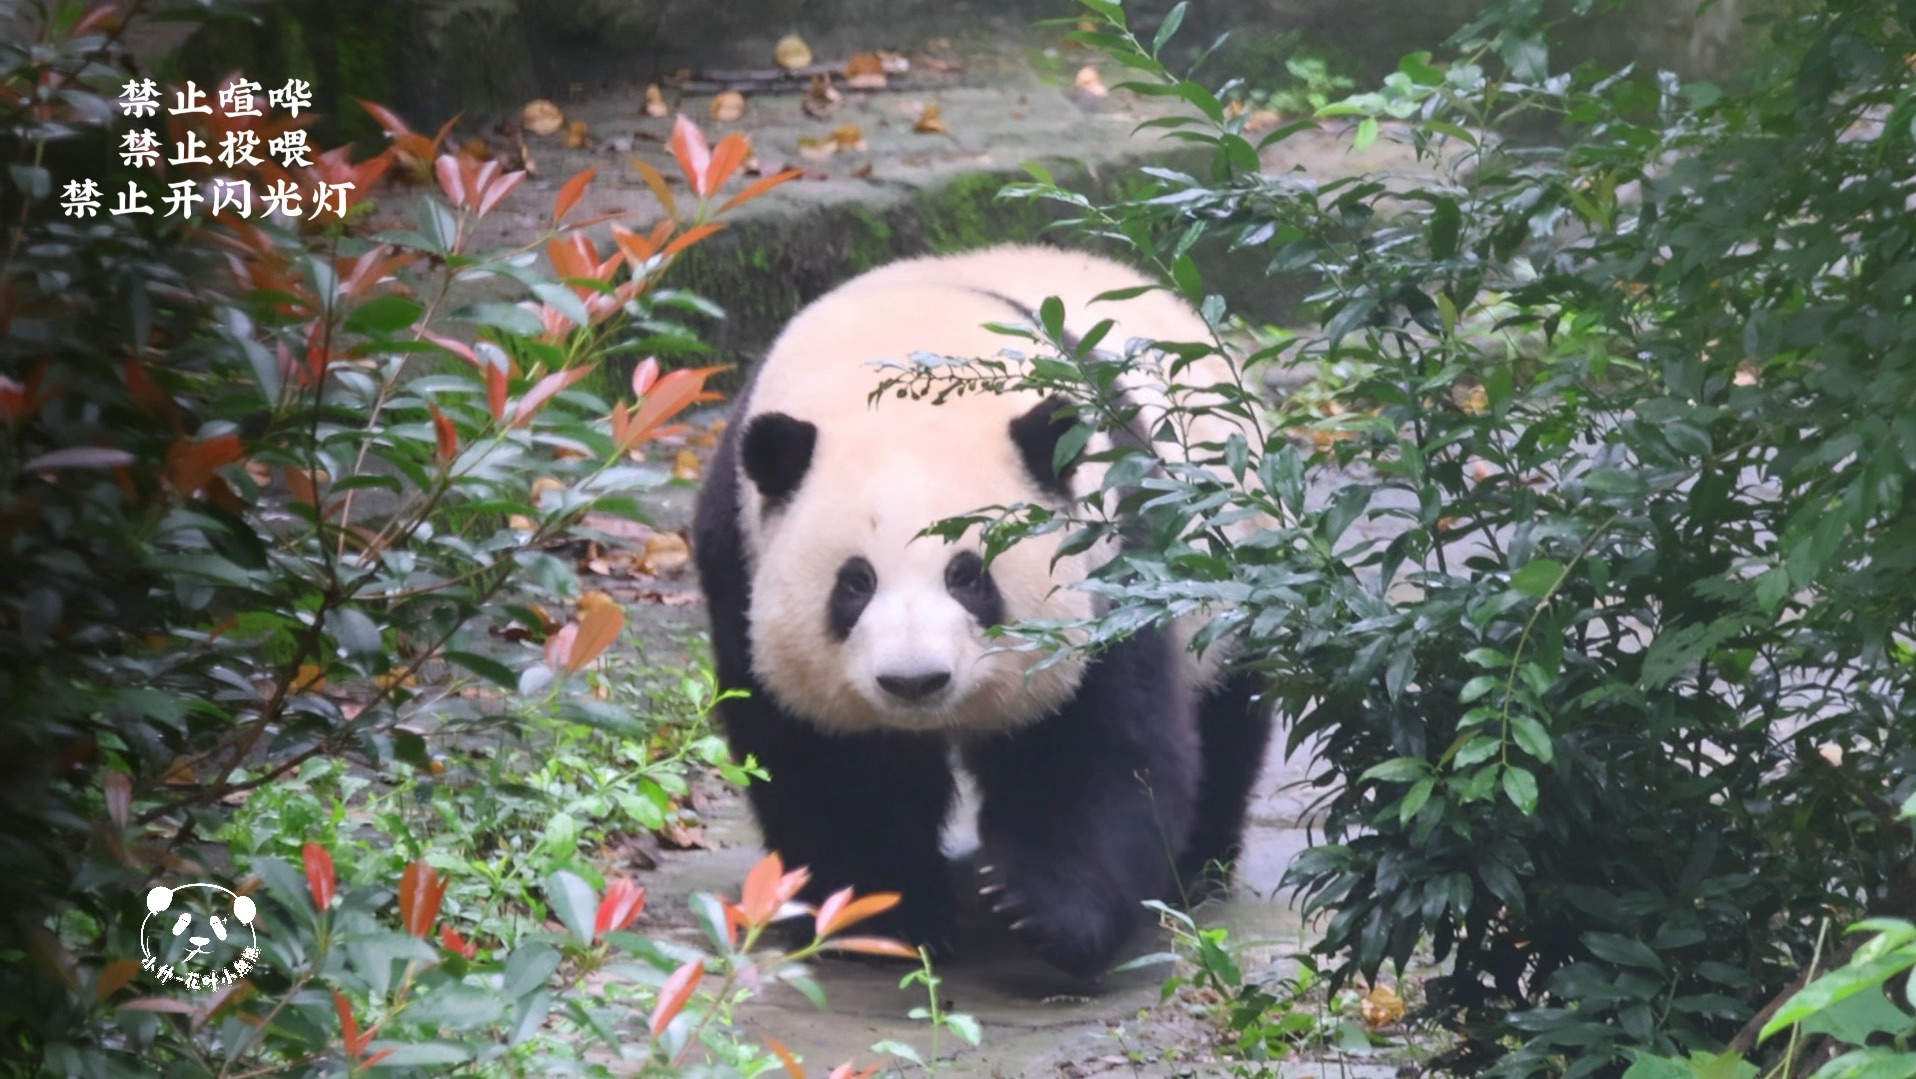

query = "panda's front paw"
[975, 861, 1126, 980]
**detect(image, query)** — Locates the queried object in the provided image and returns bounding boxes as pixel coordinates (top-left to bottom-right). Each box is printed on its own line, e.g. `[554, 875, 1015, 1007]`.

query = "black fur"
[740, 412, 816, 511]
[691, 284, 1276, 980]
[963, 624, 1197, 978]
[1178, 671, 1277, 895]
[827, 556, 876, 640]
[1007, 395, 1081, 500]
[942, 551, 1003, 628]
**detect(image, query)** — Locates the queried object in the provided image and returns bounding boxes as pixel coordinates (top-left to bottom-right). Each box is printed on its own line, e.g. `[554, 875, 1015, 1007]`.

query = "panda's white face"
[739, 414, 1095, 734]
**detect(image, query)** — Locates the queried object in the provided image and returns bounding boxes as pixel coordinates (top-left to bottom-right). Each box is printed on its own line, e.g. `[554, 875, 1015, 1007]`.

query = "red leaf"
[718, 167, 803, 214]
[398, 860, 448, 938]
[485, 360, 508, 422]
[432, 154, 466, 209]
[164, 433, 243, 497]
[669, 114, 713, 197]
[356, 98, 416, 140]
[594, 878, 647, 940]
[812, 889, 892, 942]
[705, 133, 752, 199]
[120, 997, 198, 1015]
[765, 1037, 805, 1079]
[71, 3, 119, 35]
[542, 623, 577, 671]
[333, 990, 363, 1058]
[627, 157, 680, 222]
[95, 958, 141, 1002]
[649, 958, 704, 1038]
[303, 843, 336, 912]
[475, 169, 526, 217]
[510, 364, 596, 429]
[617, 366, 725, 451]
[361, 1049, 394, 1069]
[430, 404, 458, 465]
[438, 924, 477, 959]
[104, 772, 131, 831]
[421, 331, 477, 366]
[826, 1064, 882, 1079]
[553, 167, 596, 225]
[630, 356, 661, 398]
[819, 936, 920, 959]
[661, 222, 725, 259]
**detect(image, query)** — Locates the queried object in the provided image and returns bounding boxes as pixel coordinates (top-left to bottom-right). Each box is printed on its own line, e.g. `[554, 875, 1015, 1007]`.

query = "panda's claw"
[1009, 917, 1032, 932]
[978, 883, 1004, 897]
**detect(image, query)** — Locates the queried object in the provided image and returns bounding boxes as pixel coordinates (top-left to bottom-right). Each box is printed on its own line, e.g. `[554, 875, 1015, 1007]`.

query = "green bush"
[901, 0, 1916, 1073]
[0, 2, 935, 1073]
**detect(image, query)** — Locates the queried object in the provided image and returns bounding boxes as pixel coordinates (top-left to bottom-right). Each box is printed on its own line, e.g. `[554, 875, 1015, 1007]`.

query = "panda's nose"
[877, 670, 951, 702]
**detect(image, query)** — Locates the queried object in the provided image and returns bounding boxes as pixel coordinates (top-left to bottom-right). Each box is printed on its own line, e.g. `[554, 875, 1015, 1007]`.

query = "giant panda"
[691, 245, 1275, 978]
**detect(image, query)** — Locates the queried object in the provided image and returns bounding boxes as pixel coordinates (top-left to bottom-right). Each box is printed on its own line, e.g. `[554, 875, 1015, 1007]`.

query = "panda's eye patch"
[945, 551, 986, 592]
[828, 556, 876, 640]
[945, 551, 1004, 627]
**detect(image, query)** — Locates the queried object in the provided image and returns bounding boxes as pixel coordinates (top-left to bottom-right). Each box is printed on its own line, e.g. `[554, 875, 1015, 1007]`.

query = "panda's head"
[736, 393, 1103, 734]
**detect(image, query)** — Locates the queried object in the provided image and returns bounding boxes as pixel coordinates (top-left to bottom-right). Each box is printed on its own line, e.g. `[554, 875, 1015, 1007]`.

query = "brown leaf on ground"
[803, 73, 842, 118]
[844, 53, 888, 89]
[878, 50, 911, 75]
[523, 99, 565, 137]
[851, 161, 874, 179]
[1074, 65, 1108, 98]
[672, 448, 702, 481]
[797, 136, 837, 161]
[461, 137, 493, 161]
[643, 84, 671, 118]
[641, 532, 692, 575]
[829, 124, 868, 151]
[688, 418, 726, 448]
[580, 512, 657, 544]
[1360, 983, 1406, 1029]
[913, 103, 947, 134]
[710, 90, 747, 123]
[563, 118, 590, 148]
[657, 820, 711, 850]
[627, 589, 702, 607]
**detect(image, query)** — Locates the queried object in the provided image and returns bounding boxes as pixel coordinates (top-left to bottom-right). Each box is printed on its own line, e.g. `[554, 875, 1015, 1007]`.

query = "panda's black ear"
[741, 412, 817, 510]
[1009, 394, 1081, 500]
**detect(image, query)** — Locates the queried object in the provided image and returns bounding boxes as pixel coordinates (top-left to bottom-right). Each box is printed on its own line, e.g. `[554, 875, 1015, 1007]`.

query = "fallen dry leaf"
[829, 124, 868, 151]
[462, 137, 493, 161]
[643, 84, 670, 118]
[775, 33, 813, 72]
[913, 103, 948, 134]
[657, 820, 711, 850]
[796, 136, 837, 161]
[710, 90, 747, 123]
[630, 589, 703, 607]
[1075, 65, 1109, 98]
[878, 50, 910, 75]
[563, 118, 590, 148]
[578, 591, 620, 616]
[672, 448, 702, 481]
[641, 532, 692, 575]
[1247, 108, 1285, 134]
[523, 99, 565, 137]
[803, 73, 842, 119]
[851, 161, 874, 178]
[844, 52, 888, 90]
[1360, 984, 1406, 1029]
[1463, 386, 1490, 415]
[1224, 99, 1248, 120]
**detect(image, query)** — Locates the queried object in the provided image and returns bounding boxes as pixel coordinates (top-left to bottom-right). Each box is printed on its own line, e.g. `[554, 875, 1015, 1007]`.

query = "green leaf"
[1501, 765, 1539, 815]
[510, 989, 554, 1046]
[346, 295, 424, 337]
[1511, 558, 1565, 598]
[1361, 757, 1429, 784]
[544, 871, 599, 946]
[1399, 776, 1436, 825]
[504, 943, 562, 1000]
[401, 983, 504, 1030]
[1353, 117, 1380, 151]
[364, 1041, 473, 1066]
[1510, 715, 1553, 764]
[1583, 932, 1665, 973]
[945, 1013, 983, 1046]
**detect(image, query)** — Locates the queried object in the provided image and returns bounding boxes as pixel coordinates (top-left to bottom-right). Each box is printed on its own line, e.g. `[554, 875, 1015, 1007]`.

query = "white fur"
[736, 245, 1259, 734]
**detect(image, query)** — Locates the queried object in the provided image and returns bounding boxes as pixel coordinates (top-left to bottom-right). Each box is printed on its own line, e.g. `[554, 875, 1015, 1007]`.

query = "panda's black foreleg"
[963, 627, 1199, 979]
[692, 426, 958, 956]
[719, 697, 959, 955]
[1175, 671, 1276, 898]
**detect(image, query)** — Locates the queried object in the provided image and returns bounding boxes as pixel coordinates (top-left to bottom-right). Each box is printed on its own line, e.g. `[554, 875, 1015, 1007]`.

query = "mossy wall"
[649, 157, 1310, 392]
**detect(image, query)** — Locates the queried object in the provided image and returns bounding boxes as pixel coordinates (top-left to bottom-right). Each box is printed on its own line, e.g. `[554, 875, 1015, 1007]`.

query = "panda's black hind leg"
[1175, 671, 1275, 899]
[964, 627, 1199, 979]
